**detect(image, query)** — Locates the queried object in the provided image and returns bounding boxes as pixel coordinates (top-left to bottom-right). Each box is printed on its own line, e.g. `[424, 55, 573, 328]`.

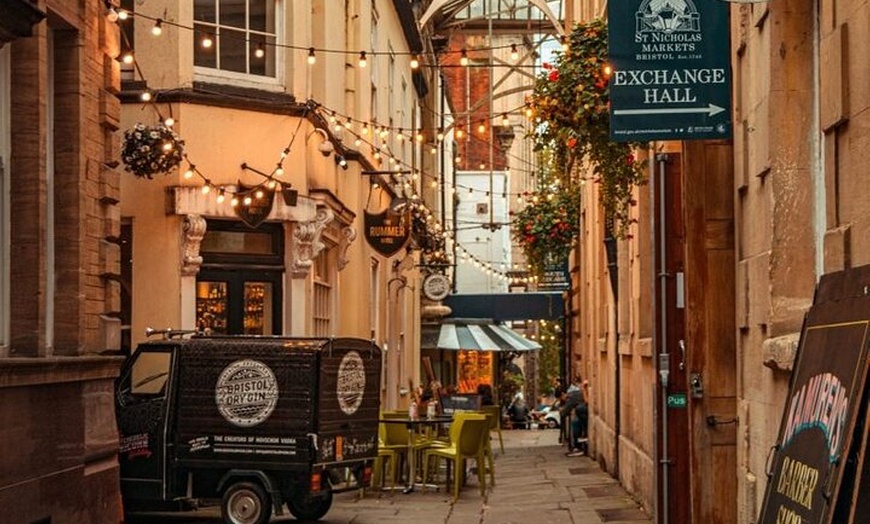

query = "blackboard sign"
[440, 394, 481, 415]
[758, 266, 870, 523]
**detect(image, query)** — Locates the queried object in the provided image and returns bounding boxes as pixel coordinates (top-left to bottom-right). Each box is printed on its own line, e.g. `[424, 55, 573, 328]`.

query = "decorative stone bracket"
[181, 214, 207, 276]
[289, 207, 334, 278]
[338, 225, 357, 271]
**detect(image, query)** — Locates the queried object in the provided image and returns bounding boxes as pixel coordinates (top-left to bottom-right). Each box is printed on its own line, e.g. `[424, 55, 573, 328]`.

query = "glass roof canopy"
[419, 0, 566, 35]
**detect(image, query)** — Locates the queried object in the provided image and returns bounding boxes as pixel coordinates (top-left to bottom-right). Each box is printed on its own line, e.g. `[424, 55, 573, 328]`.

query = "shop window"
[194, 0, 279, 80]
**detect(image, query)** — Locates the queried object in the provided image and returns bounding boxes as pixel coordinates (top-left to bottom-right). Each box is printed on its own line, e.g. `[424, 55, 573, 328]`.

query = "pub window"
[200, 220, 283, 267]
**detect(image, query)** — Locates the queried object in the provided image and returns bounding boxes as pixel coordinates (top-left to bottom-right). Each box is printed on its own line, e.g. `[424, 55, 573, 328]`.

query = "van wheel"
[547, 419, 559, 429]
[287, 490, 333, 522]
[221, 481, 271, 524]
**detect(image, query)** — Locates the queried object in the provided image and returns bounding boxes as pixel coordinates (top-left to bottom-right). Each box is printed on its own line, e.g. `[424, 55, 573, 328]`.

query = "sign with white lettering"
[608, 0, 732, 141]
[363, 209, 411, 257]
[757, 265, 870, 523]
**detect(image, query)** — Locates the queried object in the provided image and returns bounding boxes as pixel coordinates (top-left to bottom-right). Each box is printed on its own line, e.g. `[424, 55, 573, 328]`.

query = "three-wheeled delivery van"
[115, 333, 381, 523]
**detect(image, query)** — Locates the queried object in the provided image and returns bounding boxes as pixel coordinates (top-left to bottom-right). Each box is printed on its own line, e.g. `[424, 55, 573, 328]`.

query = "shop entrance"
[195, 220, 284, 335]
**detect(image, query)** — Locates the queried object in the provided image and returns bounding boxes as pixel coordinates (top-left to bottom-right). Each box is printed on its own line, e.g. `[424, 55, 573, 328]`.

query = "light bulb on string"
[230, 196, 239, 207]
[216, 190, 226, 204]
[201, 185, 211, 195]
[151, 19, 163, 36]
[354, 138, 362, 147]
[183, 165, 195, 179]
[459, 49, 469, 67]
[560, 35, 569, 52]
[416, 132, 424, 142]
[436, 129, 444, 141]
[410, 55, 420, 69]
[117, 9, 128, 20]
[243, 196, 253, 206]
[358, 51, 367, 68]
[201, 34, 213, 48]
[307, 47, 316, 65]
[254, 44, 265, 59]
[164, 117, 175, 127]
[122, 52, 134, 65]
[510, 44, 519, 61]
[274, 165, 284, 176]
[501, 113, 509, 127]
[140, 90, 152, 102]
[477, 122, 486, 135]
[267, 180, 277, 189]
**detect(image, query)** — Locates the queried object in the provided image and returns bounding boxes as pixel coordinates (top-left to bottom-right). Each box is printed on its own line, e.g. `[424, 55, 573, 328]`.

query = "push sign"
[608, 0, 732, 142]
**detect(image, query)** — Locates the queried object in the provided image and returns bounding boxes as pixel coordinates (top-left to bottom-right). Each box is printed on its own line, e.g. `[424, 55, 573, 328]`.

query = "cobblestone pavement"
[127, 428, 653, 524]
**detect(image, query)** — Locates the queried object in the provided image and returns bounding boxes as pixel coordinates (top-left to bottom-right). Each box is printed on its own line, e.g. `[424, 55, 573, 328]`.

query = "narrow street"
[127, 429, 652, 524]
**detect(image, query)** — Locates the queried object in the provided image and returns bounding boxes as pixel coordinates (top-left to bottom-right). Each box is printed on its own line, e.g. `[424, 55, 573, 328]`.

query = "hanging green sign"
[608, 0, 733, 142]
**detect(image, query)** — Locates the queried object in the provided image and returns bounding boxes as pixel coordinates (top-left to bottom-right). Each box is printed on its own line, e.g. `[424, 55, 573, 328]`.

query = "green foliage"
[524, 18, 646, 240]
[536, 321, 562, 396]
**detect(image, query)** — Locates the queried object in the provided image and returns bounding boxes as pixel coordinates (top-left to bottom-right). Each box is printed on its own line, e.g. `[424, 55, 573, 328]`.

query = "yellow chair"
[375, 423, 403, 490]
[422, 414, 489, 500]
[482, 405, 504, 454]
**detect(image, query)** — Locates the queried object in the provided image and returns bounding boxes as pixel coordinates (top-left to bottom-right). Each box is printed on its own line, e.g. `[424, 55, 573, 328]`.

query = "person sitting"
[477, 383, 494, 406]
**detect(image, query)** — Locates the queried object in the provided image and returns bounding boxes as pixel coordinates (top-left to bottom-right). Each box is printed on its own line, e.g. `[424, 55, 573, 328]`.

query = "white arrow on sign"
[613, 104, 726, 117]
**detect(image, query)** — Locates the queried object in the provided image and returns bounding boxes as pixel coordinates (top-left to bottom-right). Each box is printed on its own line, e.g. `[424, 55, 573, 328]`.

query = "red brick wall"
[441, 35, 508, 172]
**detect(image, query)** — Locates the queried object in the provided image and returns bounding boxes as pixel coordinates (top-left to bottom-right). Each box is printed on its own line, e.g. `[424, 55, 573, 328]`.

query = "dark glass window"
[194, 0, 276, 77]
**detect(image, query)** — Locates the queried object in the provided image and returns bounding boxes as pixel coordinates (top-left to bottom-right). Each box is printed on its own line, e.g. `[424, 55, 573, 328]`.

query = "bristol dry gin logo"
[636, 0, 701, 35]
[215, 359, 279, 427]
[337, 351, 366, 415]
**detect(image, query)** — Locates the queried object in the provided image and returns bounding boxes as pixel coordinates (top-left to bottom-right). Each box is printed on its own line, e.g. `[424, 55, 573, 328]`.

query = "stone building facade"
[571, 0, 870, 522]
[0, 0, 124, 522]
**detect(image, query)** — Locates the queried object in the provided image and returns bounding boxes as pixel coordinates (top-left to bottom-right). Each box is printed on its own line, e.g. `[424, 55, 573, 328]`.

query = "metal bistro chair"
[422, 413, 489, 500]
[482, 404, 504, 454]
[375, 422, 402, 490]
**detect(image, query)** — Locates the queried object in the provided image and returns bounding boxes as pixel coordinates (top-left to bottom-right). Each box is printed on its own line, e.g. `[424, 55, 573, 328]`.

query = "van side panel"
[315, 338, 382, 464]
[172, 338, 319, 469]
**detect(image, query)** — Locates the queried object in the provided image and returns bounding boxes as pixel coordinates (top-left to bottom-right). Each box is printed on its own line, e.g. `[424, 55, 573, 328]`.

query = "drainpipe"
[656, 152, 670, 524]
[604, 222, 620, 476]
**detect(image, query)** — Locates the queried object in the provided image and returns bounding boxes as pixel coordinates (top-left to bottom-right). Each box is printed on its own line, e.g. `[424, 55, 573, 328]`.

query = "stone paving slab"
[127, 428, 653, 523]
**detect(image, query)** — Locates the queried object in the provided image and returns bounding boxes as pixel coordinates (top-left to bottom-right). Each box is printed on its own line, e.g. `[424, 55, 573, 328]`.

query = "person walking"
[560, 376, 589, 456]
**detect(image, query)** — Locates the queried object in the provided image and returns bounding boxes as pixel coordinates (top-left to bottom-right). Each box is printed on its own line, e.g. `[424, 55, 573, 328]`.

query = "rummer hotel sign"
[363, 210, 410, 257]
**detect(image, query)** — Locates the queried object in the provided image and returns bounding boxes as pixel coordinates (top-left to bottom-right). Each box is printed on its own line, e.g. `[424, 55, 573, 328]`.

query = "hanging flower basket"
[121, 123, 185, 179]
[526, 18, 646, 239]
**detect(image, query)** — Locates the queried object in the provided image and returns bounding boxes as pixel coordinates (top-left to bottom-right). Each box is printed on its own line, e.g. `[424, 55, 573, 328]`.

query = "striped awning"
[421, 318, 541, 352]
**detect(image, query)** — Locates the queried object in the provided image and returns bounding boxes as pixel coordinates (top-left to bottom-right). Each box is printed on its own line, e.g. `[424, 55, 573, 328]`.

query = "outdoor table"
[379, 415, 453, 493]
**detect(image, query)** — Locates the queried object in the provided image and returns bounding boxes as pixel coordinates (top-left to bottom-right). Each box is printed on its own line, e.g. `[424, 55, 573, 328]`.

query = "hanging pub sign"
[363, 209, 410, 257]
[234, 182, 275, 228]
[758, 264, 870, 524]
[608, 0, 733, 142]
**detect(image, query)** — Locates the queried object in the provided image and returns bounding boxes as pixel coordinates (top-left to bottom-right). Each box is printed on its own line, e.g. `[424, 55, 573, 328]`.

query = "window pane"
[201, 229, 275, 255]
[194, 0, 216, 23]
[132, 351, 172, 395]
[249, 0, 272, 32]
[244, 282, 272, 335]
[196, 281, 228, 334]
[220, 28, 247, 73]
[194, 24, 217, 68]
[220, 0, 247, 29]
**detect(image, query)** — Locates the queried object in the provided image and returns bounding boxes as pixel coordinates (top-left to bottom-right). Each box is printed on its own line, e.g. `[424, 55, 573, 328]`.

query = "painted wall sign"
[758, 265, 870, 523]
[363, 210, 410, 257]
[608, 0, 733, 141]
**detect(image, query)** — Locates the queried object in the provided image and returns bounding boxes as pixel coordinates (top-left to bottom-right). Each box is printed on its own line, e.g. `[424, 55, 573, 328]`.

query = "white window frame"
[0, 46, 10, 352]
[192, 0, 284, 90]
[312, 245, 337, 337]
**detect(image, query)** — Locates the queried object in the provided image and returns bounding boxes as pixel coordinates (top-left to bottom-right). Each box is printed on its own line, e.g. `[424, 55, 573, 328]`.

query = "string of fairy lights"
[108, 2, 556, 284]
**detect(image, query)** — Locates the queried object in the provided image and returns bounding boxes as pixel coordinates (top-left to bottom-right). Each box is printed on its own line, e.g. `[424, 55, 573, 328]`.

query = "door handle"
[678, 339, 686, 371]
